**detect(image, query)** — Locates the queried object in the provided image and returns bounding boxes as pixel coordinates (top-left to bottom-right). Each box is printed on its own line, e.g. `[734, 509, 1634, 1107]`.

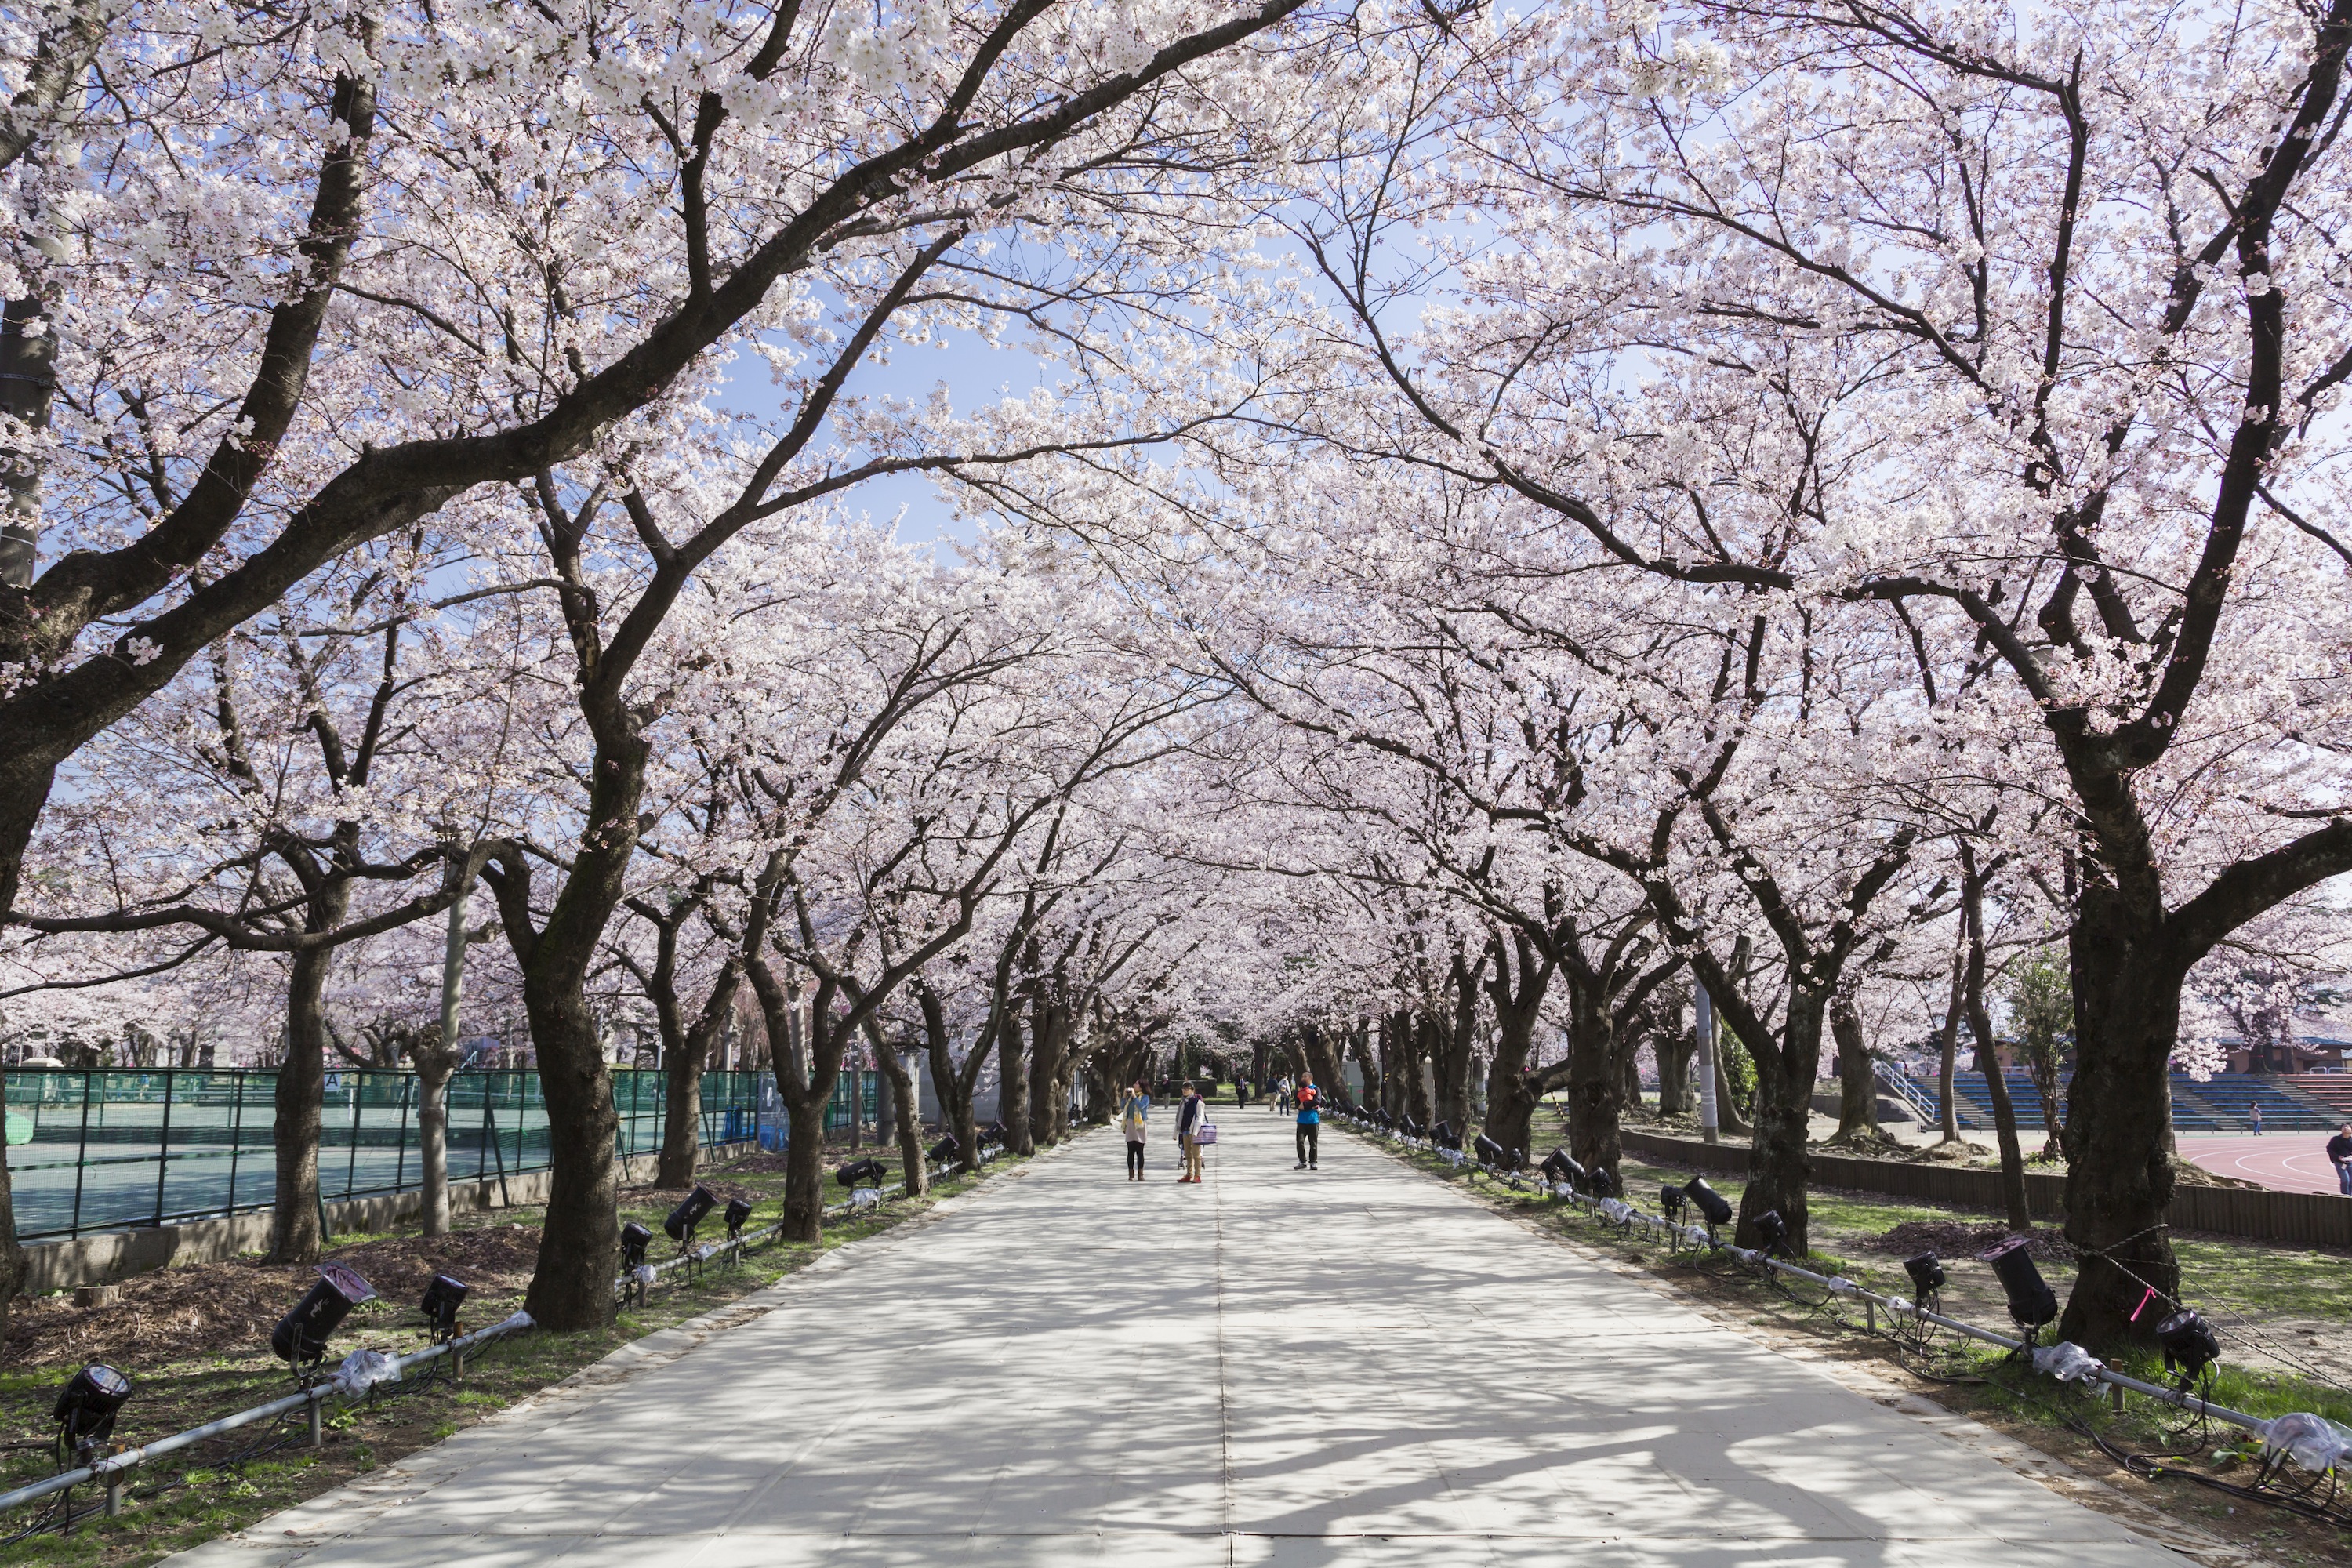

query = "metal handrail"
[0, 1311, 535, 1519]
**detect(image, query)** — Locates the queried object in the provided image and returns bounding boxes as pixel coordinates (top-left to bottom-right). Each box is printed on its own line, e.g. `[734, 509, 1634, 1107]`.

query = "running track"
[2180, 1132, 2350, 1196]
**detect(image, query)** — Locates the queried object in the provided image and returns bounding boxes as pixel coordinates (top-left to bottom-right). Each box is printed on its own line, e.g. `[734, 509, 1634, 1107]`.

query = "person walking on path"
[2330, 1123, 2352, 1195]
[1294, 1074, 1322, 1169]
[1176, 1083, 1207, 1183]
[1120, 1083, 1152, 1180]
[1235, 1076, 1250, 1110]
[2249, 1102, 2263, 1136]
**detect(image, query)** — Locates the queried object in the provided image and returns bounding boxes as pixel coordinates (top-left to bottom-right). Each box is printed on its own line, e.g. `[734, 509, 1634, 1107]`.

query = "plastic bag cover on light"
[2263, 1412, 2352, 1473]
[2029, 1341, 2104, 1384]
[333, 1349, 401, 1396]
[851, 1186, 883, 1209]
[1598, 1199, 1633, 1223]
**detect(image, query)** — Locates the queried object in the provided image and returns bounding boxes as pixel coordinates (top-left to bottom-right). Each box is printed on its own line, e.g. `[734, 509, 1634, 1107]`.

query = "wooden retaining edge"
[1617, 1128, 2352, 1250]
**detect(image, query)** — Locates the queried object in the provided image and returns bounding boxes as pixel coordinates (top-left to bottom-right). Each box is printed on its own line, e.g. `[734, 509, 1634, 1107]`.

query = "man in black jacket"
[2329, 1123, 2352, 1196]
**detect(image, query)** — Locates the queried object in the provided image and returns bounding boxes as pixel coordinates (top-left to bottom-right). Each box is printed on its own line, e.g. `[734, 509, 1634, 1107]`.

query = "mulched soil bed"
[1863, 1218, 2071, 1261]
[2, 1223, 541, 1370]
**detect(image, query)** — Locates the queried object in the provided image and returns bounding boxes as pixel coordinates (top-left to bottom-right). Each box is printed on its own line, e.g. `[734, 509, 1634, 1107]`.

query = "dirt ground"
[3, 1225, 543, 1370]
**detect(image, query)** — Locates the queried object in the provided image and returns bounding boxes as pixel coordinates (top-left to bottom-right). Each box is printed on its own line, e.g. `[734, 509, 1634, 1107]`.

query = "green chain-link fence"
[0, 1069, 773, 1241]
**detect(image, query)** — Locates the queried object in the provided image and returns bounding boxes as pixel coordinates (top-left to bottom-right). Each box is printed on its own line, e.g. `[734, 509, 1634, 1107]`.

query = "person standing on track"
[2250, 1102, 2263, 1136]
[2329, 1123, 2352, 1195]
[1294, 1074, 1322, 1170]
[1120, 1082, 1152, 1180]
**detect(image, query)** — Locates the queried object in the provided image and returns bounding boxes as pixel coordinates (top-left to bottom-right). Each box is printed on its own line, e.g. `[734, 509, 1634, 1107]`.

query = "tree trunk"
[867, 1025, 928, 1200]
[268, 938, 338, 1263]
[1961, 864, 2032, 1230]
[1829, 996, 1882, 1144]
[656, 964, 740, 1188]
[1301, 1022, 1346, 1109]
[1657, 998, 1693, 1115]
[1344, 1019, 1372, 1106]
[1935, 945, 1965, 1142]
[782, 1095, 827, 1238]
[2054, 886, 2184, 1355]
[1733, 992, 1825, 1257]
[0, 1068, 24, 1343]
[1028, 1000, 1069, 1147]
[1481, 932, 1552, 1157]
[521, 963, 622, 1326]
[1434, 955, 1482, 1129]
[1709, 1022, 1751, 1137]
[1563, 985, 1621, 1181]
[408, 1036, 459, 1237]
[998, 1013, 1032, 1155]
[1405, 1014, 1435, 1125]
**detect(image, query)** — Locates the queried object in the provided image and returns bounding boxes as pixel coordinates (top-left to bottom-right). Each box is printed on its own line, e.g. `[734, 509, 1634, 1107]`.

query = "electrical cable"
[2074, 1418, 2352, 1530]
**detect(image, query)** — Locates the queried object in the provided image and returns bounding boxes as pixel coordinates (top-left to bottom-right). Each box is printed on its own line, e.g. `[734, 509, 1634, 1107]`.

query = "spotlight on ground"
[271, 1263, 377, 1375]
[1903, 1253, 1947, 1303]
[665, 1185, 717, 1244]
[1539, 1147, 1581, 1185]
[1581, 1164, 1616, 1199]
[1977, 1236, 2058, 1332]
[724, 1197, 753, 1241]
[837, 1156, 887, 1188]
[2156, 1308, 2221, 1384]
[1473, 1133, 1507, 1167]
[1661, 1184, 1686, 1221]
[1754, 1209, 1790, 1256]
[620, 1221, 653, 1270]
[928, 1132, 960, 1165]
[419, 1274, 468, 1342]
[1682, 1178, 1733, 1228]
[53, 1364, 131, 1463]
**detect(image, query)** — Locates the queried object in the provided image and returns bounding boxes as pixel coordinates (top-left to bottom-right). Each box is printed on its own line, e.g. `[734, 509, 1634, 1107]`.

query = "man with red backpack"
[1294, 1075, 1323, 1169]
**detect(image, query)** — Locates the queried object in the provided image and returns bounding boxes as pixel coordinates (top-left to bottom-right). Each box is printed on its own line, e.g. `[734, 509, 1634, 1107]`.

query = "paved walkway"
[176, 1110, 2180, 1567]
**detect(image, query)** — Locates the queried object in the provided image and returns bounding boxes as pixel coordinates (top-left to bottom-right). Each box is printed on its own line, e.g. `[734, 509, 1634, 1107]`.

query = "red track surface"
[2180, 1132, 2352, 1196]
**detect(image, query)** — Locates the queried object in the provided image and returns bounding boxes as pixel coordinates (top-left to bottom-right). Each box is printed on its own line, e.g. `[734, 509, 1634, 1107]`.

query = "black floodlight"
[419, 1273, 468, 1340]
[1754, 1209, 1790, 1255]
[1508, 1147, 1526, 1171]
[979, 1120, 1008, 1148]
[1903, 1253, 1947, 1301]
[928, 1132, 960, 1164]
[1581, 1164, 1616, 1199]
[665, 1184, 718, 1242]
[1537, 1147, 1573, 1183]
[1977, 1236, 2058, 1330]
[1682, 1177, 1733, 1227]
[619, 1221, 653, 1269]
[724, 1196, 754, 1240]
[1402, 1114, 1426, 1140]
[1660, 1183, 1686, 1221]
[837, 1156, 887, 1188]
[53, 1363, 131, 1461]
[271, 1263, 377, 1370]
[2155, 1308, 2221, 1382]
[1473, 1133, 1508, 1166]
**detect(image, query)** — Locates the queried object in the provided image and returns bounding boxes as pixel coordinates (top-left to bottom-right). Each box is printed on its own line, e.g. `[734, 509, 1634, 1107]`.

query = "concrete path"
[174, 1110, 2180, 1567]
